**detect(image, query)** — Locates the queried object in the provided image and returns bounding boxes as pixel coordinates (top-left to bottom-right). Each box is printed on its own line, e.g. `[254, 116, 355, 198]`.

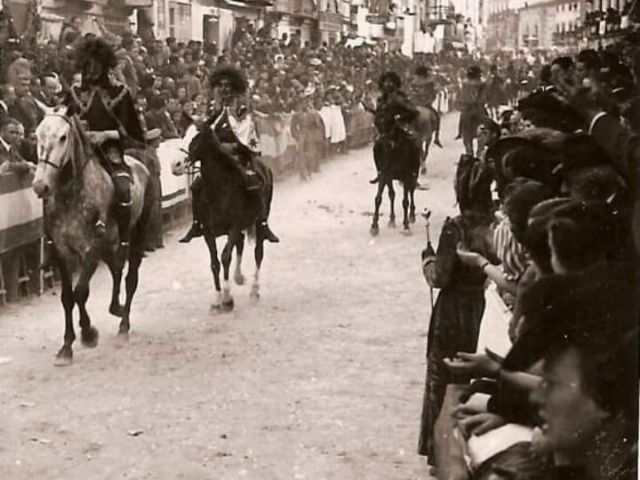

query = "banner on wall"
[0, 173, 42, 255]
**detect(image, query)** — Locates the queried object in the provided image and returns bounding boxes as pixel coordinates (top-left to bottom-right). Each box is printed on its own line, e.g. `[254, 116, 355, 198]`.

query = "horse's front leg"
[402, 184, 411, 231]
[409, 185, 417, 224]
[370, 181, 385, 236]
[420, 138, 428, 175]
[75, 258, 100, 347]
[234, 232, 246, 286]
[250, 236, 265, 300]
[203, 229, 222, 311]
[107, 261, 124, 317]
[55, 261, 76, 366]
[220, 228, 241, 312]
[119, 245, 145, 337]
[387, 181, 396, 228]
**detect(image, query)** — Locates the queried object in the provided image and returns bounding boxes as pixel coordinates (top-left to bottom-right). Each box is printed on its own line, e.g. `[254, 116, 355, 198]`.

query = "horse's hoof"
[81, 327, 99, 348]
[234, 274, 246, 286]
[54, 348, 73, 367]
[250, 287, 260, 301]
[388, 219, 396, 228]
[210, 303, 221, 313]
[370, 225, 379, 237]
[109, 303, 124, 318]
[221, 299, 234, 312]
[116, 329, 130, 342]
[409, 213, 416, 224]
[401, 228, 413, 236]
[420, 166, 427, 175]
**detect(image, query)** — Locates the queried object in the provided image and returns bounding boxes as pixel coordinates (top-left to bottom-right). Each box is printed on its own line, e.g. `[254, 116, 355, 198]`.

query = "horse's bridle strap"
[39, 158, 62, 169]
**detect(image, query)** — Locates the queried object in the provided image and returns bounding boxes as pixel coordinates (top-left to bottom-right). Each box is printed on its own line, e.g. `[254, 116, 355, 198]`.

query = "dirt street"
[1, 115, 465, 479]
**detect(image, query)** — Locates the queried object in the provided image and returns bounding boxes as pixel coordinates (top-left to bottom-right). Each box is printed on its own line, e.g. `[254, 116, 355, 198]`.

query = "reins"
[40, 112, 92, 176]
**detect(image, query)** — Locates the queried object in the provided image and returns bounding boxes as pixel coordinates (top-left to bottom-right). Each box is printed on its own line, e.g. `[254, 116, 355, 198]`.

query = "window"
[168, 1, 191, 42]
[168, 6, 175, 38]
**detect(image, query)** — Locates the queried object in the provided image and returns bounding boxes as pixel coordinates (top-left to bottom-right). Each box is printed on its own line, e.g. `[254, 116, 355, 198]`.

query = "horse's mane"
[68, 114, 92, 177]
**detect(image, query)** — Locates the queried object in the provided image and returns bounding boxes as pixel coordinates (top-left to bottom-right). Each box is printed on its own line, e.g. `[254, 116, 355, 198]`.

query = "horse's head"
[32, 105, 85, 198]
[171, 123, 203, 176]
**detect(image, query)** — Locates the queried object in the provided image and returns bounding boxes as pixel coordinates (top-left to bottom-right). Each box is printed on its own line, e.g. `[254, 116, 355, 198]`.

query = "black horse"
[173, 126, 275, 311]
[370, 121, 421, 235]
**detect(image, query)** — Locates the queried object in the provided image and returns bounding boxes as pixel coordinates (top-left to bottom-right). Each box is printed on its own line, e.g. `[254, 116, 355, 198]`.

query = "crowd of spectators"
[420, 31, 639, 480]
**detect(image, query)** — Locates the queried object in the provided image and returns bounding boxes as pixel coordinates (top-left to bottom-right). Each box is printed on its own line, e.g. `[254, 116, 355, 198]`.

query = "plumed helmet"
[75, 37, 117, 73]
[209, 64, 248, 95]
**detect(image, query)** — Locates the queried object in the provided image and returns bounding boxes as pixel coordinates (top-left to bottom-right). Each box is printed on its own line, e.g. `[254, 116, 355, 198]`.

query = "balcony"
[319, 11, 341, 24]
[273, 0, 317, 18]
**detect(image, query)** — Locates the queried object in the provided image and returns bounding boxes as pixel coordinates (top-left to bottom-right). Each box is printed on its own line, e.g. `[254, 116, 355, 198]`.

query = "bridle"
[38, 112, 73, 170]
[38, 112, 92, 175]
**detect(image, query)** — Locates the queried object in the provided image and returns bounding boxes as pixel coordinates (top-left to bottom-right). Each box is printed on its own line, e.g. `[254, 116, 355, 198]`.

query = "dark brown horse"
[370, 118, 422, 236]
[32, 107, 151, 365]
[172, 125, 275, 311]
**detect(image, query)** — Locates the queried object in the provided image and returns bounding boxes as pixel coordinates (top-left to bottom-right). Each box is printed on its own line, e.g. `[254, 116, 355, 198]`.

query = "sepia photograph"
[0, 0, 638, 478]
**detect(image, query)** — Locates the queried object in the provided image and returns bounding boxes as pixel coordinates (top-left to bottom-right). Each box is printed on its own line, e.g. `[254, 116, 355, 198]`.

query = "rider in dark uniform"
[179, 65, 279, 243]
[411, 65, 442, 148]
[370, 71, 420, 184]
[41, 37, 144, 269]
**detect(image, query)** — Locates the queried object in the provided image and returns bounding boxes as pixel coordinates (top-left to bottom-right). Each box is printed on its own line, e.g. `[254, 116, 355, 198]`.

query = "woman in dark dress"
[417, 153, 496, 463]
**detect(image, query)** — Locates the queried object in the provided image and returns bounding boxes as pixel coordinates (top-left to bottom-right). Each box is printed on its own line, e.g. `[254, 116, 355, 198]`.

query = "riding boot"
[114, 204, 131, 268]
[256, 191, 279, 243]
[179, 176, 204, 243]
[112, 171, 132, 268]
[243, 165, 262, 191]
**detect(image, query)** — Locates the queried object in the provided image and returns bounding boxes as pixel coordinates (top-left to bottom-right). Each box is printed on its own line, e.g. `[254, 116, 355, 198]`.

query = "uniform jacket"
[374, 90, 419, 136]
[66, 81, 145, 163]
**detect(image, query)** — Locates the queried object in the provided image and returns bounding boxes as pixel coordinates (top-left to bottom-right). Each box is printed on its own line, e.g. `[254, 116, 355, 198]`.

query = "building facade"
[518, 1, 556, 49]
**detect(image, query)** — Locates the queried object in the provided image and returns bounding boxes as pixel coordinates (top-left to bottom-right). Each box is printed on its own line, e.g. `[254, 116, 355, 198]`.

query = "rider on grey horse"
[41, 37, 145, 269]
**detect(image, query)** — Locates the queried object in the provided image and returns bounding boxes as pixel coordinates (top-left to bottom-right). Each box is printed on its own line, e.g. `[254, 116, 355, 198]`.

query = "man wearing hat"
[179, 65, 279, 244]
[370, 71, 420, 184]
[457, 65, 488, 155]
[61, 37, 145, 267]
[411, 65, 442, 148]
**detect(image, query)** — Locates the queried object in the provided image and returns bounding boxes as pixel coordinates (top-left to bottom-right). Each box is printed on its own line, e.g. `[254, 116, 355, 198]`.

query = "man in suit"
[554, 70, 640, 255]
[145, 96, 179, 140]
[0, 85, 17, 121]
[35, 73, 63, 108]
[0, 117, 34, 175]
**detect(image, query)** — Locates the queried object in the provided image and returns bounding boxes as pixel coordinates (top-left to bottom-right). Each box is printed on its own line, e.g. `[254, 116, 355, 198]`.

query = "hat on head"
[209, 64, 247, 94]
